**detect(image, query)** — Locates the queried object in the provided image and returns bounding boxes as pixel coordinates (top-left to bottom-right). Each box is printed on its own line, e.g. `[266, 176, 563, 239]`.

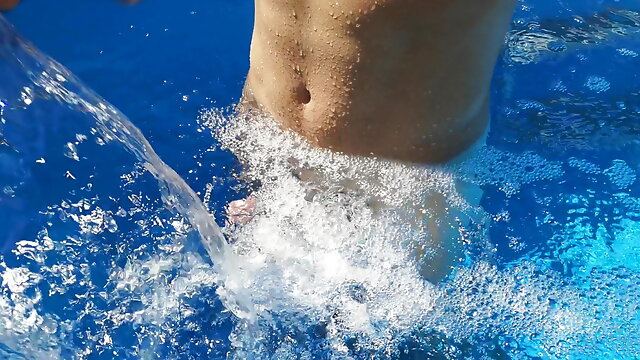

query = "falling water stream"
[1, 6, 640, 359]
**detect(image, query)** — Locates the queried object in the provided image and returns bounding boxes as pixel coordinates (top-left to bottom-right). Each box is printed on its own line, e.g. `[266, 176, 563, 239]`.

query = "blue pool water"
[1, 0, 640, 359]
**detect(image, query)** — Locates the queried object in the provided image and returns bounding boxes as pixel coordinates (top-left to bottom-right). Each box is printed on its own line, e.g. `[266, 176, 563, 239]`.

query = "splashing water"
[200, 108, 639, 359]
[0, 15, 254, 358]
[1, 4, 640, 359]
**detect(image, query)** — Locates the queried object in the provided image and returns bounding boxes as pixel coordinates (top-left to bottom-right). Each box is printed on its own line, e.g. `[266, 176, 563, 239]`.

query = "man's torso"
[245, 0, 516, 163]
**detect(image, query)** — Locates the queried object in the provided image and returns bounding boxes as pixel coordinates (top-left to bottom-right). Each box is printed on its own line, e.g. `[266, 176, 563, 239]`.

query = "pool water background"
[5, 0, 640, 227]
[7, 0, 256, 223]
[1, 0, 640, 359]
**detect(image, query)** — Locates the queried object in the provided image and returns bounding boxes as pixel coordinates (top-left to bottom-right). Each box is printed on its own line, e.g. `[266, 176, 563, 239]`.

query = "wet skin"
[0, 0, 19, 11]
[5, 0, 518, 282]
[245, 0, 517, 163]
[3, 0, 516, 163]
[242, 0, 517, 282]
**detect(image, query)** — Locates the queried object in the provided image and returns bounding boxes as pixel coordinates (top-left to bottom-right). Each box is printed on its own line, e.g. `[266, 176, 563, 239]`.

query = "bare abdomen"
[246, 0, 516, 163]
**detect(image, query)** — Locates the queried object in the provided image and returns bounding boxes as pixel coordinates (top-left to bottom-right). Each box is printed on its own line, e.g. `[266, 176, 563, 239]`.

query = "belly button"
[295, 84, 312, 105]
[302, 88, 311, 104]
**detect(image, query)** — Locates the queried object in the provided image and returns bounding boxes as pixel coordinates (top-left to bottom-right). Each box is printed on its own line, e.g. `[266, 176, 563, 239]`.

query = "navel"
[294, 82, 312, 105]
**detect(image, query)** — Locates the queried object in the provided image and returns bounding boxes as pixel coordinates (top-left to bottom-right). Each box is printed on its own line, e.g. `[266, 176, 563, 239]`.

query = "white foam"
[199, 109, 640, 357]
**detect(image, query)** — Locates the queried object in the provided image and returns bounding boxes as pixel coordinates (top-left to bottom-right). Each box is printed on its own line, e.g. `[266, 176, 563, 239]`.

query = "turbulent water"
[203, 109, 640, 359]
[0, 5, 640, 360]
[0, 16, 254, 358]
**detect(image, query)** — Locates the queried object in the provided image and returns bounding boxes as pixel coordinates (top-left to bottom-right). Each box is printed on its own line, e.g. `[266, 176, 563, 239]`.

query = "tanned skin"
[241, 0, 518, 281]
[0, 0, 19, 11]
[245, 0, 517, 163]
[3, 0, 516, 162]
[5, 0, 519, 281]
